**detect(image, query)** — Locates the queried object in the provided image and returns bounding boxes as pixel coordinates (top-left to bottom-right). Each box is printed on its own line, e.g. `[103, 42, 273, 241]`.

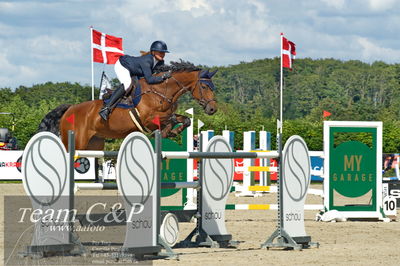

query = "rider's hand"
[162, 70, 172, 80]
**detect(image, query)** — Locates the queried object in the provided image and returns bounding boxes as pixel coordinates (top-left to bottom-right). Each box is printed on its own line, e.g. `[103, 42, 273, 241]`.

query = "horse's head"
[153, 61, 218, 115]
[192, 69, 218, 115]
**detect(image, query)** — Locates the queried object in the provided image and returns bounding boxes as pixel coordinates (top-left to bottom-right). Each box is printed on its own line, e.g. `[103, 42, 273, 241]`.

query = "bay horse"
[38, 61, 218, 150]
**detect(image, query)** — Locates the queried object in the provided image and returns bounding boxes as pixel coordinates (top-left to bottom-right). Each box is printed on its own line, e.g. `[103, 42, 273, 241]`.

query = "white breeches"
[114, 59, 131, 91]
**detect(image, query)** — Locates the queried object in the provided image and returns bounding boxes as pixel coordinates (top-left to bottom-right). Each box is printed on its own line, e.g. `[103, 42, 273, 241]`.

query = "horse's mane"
[154, 60, 201, 74]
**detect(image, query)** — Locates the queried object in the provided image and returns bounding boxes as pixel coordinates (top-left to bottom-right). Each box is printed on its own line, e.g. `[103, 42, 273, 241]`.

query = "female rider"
[99, 40, 171, 121]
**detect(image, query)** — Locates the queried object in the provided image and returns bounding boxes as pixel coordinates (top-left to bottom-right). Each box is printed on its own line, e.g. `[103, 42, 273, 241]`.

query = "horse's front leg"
[160, 122, 174, 138]
[167, 114, 191, 137]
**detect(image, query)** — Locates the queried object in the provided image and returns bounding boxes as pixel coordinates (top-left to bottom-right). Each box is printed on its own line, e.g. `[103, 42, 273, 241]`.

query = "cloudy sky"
[0, 0, 399, 89]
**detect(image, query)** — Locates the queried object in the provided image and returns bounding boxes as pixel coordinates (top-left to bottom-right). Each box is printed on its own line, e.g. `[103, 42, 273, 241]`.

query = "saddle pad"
[103, 82, 142, 109]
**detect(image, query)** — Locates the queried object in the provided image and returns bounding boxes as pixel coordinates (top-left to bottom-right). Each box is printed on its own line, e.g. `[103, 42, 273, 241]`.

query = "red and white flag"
[282, 36, 296, 69]
[92, 29, 124, 64]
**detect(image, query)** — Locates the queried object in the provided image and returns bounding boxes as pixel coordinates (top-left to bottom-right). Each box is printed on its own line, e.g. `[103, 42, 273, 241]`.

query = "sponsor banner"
[0, 151, 23, 179]
[311, 156, 324, 181]
[383, 180, 400, 208]
[233, 158, 244, 180]
[74, 157, 96, 180]
[0, 150, 95, 180]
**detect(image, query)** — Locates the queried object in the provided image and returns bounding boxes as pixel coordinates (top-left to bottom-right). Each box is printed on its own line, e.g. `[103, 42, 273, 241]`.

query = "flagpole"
[278, 32, 284, 239]
[263, 33, 304, 250]
[90, 26, 94, 101]
[280, 33, 283, 134]
[263, 31, 287, 249]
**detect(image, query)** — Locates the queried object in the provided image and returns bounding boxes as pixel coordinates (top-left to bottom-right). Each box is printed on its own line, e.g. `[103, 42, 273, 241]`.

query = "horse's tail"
[37, 104, 72, 135]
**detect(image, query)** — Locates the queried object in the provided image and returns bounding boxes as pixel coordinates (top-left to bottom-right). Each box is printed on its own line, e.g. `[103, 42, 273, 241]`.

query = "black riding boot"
[99, 85, 126, 121]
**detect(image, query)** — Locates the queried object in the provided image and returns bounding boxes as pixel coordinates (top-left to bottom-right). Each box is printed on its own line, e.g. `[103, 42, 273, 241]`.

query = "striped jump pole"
[227, 204, 324, 211]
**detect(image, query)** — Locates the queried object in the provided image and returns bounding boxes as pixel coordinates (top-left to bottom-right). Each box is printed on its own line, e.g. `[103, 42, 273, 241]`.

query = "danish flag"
[92, 29, 124, 64]
[282, 35, 296, 69]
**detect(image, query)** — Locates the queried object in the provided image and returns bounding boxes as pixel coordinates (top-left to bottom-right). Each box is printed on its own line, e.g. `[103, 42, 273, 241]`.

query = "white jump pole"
[162, 151, 279, 159]
[184, 109, 196, 210]
[237, 131, 256, 196]
[259, 130, 271, 186]
[200, 130, 214, 151]
[75, 150, 118, 158]
[222, 130, 235, 150]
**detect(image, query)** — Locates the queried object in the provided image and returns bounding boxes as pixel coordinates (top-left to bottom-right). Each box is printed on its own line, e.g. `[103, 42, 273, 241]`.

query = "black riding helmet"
[150, 40, 169, 53]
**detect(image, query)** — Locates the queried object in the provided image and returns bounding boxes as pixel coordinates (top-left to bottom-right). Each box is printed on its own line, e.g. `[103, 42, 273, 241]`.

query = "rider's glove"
[162, 70, 172, 80]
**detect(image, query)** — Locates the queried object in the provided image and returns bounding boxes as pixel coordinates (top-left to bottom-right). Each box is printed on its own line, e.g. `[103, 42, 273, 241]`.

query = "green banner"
[159, 138, 187, 197]
[329, 127, 377, 211]
[151, 129, 188, 198]
[330, 141, 375, 197]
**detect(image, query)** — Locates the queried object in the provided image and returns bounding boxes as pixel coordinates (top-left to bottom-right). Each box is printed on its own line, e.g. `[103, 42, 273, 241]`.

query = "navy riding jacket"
[119, 54, 164, 84]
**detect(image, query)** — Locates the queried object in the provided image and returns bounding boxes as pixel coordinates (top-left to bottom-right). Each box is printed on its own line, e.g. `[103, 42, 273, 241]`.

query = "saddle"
[102, 78, 151, 133]
[102, 78, 142, 109]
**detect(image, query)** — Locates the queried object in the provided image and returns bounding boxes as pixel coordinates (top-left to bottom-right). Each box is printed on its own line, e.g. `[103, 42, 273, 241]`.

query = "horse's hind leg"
[61, 128, 69, 150]
[72, 129, 98, 150]
[60, 123, 87, 150]
[87, 136, 105, 150]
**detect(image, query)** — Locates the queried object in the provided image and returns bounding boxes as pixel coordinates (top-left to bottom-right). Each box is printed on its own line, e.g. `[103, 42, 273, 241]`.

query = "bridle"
[168, 75, 217, 109]
[142, 73, 216, 110]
